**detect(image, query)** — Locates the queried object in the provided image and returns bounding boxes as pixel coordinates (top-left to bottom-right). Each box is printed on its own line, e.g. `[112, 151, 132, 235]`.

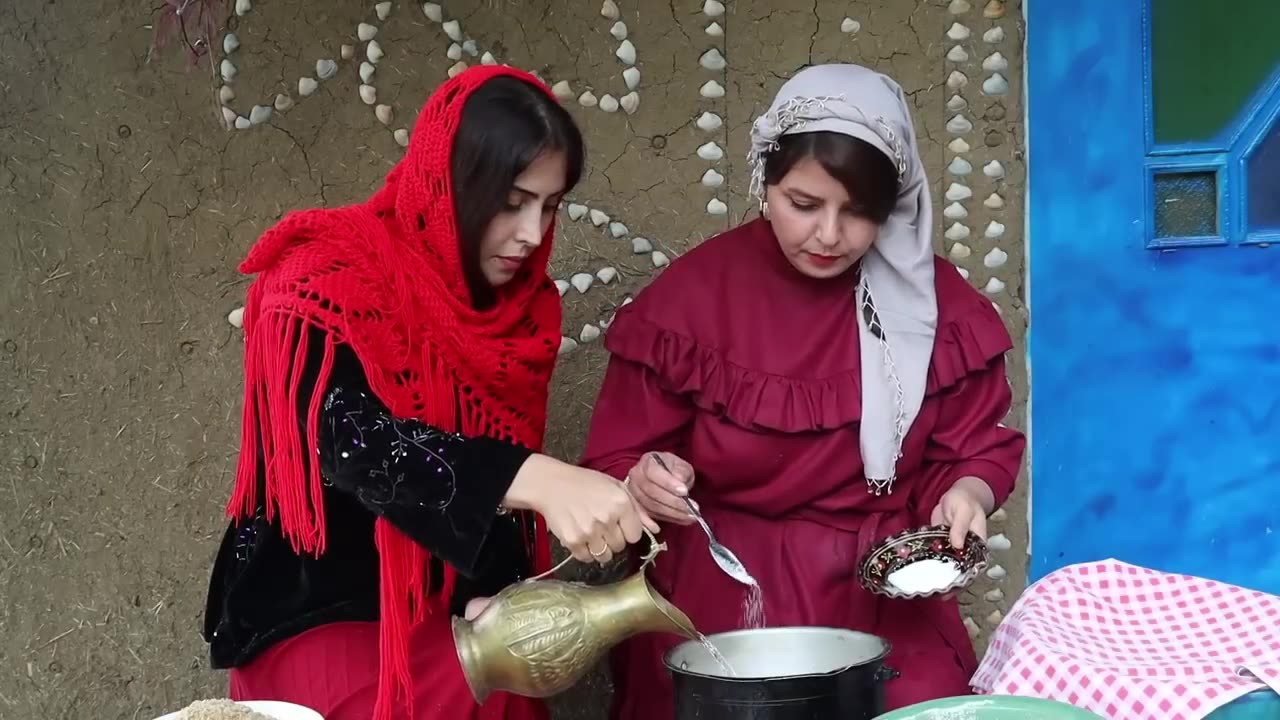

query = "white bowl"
[154, 700, 324, 720]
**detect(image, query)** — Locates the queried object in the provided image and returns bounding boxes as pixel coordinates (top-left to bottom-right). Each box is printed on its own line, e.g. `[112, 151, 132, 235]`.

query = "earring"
[759, 199, 770, 219]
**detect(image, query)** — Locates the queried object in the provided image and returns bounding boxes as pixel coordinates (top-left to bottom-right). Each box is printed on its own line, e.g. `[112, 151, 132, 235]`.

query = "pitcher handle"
[525, 527, 665, 583]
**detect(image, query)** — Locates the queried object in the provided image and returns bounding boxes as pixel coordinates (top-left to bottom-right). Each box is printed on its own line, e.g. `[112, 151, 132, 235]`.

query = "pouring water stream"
[647, 453, 762, 675]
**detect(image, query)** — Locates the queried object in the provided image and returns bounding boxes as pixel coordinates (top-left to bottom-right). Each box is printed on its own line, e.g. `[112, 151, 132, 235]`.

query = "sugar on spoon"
[647, 452, 757, 587]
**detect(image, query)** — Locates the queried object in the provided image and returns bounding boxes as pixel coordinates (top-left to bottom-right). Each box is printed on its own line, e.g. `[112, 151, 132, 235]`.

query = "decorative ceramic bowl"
[154, 700, 324, 720]
[858, 525, 989, 599]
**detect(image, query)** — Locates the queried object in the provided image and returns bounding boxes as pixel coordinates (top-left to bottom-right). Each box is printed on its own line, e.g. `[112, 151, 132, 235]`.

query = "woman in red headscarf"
[202, 66, 656, 720]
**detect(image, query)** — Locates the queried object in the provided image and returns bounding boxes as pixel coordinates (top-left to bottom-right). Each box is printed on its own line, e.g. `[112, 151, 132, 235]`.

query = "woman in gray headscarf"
[582, 64, 1025, 716]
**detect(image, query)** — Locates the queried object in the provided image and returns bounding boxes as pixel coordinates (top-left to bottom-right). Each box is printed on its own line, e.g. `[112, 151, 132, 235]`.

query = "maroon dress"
[580, 218, 1026, 719]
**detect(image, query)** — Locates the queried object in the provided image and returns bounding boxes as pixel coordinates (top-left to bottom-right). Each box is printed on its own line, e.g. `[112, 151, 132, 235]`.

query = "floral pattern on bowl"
[858, 524, 989, 599]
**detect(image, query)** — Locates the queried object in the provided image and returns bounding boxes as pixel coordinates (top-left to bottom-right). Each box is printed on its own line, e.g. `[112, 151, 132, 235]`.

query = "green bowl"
[1205, 690, 1280, 719]
[874, 695, 1104, 719]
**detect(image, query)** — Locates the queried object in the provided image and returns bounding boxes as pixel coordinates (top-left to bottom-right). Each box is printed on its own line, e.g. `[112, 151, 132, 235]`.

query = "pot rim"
[662, 626, 893, 682]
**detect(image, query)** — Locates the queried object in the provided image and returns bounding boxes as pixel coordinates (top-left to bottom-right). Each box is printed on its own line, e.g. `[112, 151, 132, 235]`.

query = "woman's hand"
[505, 454, 659, 565]
[624, 452, 697, 526]
[929, 476, 996, 549]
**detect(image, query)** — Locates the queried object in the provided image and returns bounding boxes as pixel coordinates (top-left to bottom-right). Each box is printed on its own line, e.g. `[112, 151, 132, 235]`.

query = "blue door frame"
[1026, 1, 1280, 591]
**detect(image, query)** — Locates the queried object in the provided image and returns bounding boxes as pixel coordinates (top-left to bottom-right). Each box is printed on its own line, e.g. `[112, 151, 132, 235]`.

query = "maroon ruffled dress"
[581, 218, 1026, 719]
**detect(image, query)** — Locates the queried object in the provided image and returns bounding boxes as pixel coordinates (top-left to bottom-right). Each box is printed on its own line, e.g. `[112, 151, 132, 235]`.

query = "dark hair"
[450, 76, 586, 308]
[762, 131, 898, 224]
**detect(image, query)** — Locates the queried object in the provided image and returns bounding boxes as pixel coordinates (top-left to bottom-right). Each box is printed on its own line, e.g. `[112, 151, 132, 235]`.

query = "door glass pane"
[1151, 0, 1280, 145]
[1248, 118, 1280, 233]
[1154, 171, 1218, 239]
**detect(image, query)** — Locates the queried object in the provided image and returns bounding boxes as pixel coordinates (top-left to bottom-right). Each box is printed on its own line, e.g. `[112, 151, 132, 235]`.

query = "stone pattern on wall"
[935, 0, 1028, 655]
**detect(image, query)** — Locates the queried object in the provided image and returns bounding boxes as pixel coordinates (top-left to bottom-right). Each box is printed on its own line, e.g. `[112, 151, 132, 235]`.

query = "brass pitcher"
[452, 534, 698, 702]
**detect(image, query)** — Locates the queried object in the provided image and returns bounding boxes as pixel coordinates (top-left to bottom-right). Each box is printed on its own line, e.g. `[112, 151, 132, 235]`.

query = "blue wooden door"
[1026, 1, 1280, 591]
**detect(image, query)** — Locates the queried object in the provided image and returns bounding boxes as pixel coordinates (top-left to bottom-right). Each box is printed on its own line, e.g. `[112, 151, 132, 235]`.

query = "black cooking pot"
[663, 627, 898, 720]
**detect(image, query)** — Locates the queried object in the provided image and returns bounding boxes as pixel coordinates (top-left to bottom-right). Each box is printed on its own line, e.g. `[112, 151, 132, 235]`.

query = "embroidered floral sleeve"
[316, 342, 533, 578]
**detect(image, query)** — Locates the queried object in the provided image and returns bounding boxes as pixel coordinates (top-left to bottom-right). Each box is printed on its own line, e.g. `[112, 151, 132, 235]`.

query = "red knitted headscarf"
[228, 65, 561, 719]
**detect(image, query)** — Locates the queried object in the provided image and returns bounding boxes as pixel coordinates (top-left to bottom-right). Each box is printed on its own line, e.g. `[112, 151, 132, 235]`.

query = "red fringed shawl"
[228, 65, 561, 720]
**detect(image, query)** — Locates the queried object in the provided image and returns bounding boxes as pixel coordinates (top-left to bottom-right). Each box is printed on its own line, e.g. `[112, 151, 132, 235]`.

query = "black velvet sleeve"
[315, 338, 534, 578]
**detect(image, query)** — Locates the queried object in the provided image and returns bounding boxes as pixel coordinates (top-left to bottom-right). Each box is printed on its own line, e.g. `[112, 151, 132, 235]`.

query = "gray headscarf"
[747, 64, 937, 496]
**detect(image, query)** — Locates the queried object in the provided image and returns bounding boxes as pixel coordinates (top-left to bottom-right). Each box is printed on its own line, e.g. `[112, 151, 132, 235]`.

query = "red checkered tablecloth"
[972, 559, 1280, 719]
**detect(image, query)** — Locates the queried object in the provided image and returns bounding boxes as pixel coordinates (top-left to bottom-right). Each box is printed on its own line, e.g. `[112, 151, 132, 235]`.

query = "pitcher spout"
[632, 571, 699, 641]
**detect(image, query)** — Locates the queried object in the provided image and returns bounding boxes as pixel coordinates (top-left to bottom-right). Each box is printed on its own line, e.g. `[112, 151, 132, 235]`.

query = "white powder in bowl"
[175, 699, 273, 720]
[887, 558, 962, 594]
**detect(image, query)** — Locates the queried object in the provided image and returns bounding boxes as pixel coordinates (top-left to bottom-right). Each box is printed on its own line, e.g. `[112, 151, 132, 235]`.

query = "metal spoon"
[649, 453, 757, 587]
